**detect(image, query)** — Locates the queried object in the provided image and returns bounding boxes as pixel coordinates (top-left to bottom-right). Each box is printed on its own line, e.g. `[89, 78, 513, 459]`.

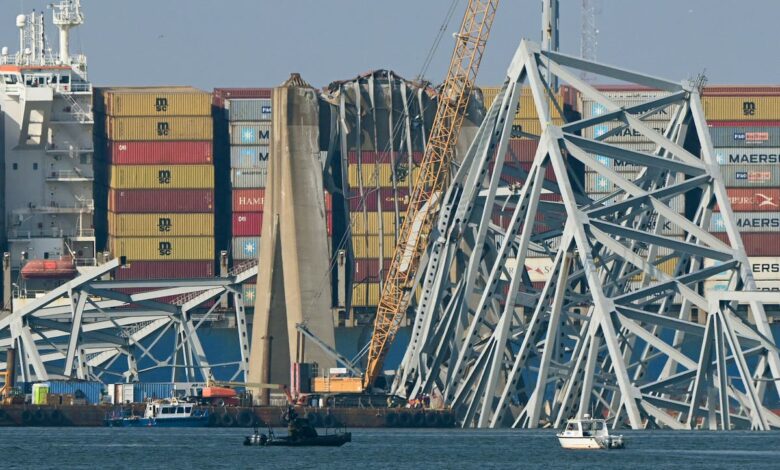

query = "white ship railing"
[47, 170, 94, 180]
[8, 228, 96, 239]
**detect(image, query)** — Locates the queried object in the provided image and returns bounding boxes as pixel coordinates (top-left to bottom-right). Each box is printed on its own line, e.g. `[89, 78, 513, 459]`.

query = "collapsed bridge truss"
[392, 39, 780, 430]
[0, 259, 257, 385]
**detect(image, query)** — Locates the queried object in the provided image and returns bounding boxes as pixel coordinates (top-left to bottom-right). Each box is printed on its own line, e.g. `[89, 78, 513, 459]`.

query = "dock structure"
[392, 39, 780, 430]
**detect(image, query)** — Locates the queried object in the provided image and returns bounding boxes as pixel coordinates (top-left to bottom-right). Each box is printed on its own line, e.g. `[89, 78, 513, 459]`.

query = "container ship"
[0, 1, 778, 429]
[0, 1, 95, 302]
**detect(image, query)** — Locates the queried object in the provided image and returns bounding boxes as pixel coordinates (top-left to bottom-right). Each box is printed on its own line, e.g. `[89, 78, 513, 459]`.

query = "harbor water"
[0, 427, 776, 469]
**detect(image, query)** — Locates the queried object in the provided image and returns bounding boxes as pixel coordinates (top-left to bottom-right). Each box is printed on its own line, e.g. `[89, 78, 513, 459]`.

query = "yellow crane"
[363, 0, 500, 390]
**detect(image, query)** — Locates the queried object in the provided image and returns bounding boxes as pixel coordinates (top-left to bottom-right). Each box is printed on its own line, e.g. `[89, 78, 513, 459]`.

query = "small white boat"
[106, 398, 209, 427]
[557, 415, 624, 450]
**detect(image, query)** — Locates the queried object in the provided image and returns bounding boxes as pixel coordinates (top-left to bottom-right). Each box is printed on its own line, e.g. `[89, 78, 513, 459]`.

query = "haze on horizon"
[2, 0, 777, 90]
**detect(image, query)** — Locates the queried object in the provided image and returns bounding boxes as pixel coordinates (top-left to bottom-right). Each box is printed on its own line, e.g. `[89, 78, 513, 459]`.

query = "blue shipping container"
[230, 145, 270, 168]
[46, 380, 104, 405]
[232, 236, 261, 260]
[133, 383, 175, 401]
[227, 98, 272, 122]
[709, 126, 780, 148]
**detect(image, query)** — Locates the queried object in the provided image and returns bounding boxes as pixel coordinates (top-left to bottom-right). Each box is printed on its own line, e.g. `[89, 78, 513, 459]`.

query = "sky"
[3, 0, 779, 90]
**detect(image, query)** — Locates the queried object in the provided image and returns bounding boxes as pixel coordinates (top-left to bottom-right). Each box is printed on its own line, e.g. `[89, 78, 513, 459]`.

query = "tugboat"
[557, 415, 624, 450]
[106, 398, 209, 427]
[244, 406, 351, 447]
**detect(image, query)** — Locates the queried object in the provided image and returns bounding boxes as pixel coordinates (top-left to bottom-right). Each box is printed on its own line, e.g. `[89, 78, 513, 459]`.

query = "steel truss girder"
[393, 39, 780, 430]
[0, 260, 259, 384]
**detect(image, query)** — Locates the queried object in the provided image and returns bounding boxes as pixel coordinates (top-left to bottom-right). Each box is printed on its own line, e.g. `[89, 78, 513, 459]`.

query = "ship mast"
[52, 0, 84, 64]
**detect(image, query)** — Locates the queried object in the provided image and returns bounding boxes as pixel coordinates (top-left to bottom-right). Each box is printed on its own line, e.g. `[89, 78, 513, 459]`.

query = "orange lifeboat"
[20, 258, 78, 280]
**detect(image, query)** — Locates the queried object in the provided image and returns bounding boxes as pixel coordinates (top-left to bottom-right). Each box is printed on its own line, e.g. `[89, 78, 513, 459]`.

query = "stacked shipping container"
[479, 86, 571, 285]
[703, 87, 780, 293]
[349, 151, 421, 306]
[94, 87, 215, 279]
[214, 89, 272, 307]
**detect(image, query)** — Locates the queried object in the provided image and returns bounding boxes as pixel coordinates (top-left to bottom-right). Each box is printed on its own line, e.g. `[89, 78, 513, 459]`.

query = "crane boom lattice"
[362, 0, 500, 389]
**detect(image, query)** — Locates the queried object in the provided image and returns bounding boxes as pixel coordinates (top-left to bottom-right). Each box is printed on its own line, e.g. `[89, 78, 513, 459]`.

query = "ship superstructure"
[0, 0, 95, 298]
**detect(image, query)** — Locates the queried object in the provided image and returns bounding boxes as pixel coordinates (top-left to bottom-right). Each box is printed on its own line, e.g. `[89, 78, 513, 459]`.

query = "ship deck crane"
[362, 0, 500, 391]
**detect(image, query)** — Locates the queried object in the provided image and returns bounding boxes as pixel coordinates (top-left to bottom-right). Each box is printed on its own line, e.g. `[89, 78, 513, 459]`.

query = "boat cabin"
[145, 401, 194, 419]
[563, 417, 608, 437]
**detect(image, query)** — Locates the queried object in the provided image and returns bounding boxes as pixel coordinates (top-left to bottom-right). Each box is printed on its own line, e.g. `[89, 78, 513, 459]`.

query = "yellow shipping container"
[630, 259, 678, 282]
[351, 235, 397, 258]
[512, 118, 565, 137]
[110, 165, 214, 189]
[702, 96, 780, 121]
[108, 213, 214, 237]
[352, 282, 381, 307]
[110, 237, 214, 261]
[98, 86, 211, 116]
[481, 86, 564, 120]
[106, 116, 213, 141]
[347, 163, 420, 188]
[350, 212, 402, 235]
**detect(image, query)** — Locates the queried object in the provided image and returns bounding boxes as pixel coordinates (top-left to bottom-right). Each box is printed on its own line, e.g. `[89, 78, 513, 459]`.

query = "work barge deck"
[0, 404, 455, 428]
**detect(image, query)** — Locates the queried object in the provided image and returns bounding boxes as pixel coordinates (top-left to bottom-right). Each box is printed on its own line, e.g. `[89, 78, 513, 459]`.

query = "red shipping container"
[233, 212, 263, 236]
[109, 189, 214, 213]
[505, 140, 539, 163]
[106, 141, 212, 165]
[716, 188, 780, 212]
[354, 258, 392, 283]
[712, 233, 780, 256]
[115, 287, 216, 307]
[114, 261, 215, 280]
[348, 188, 411, 212]
[232, 189, 265, 212]
[496, 162, 557, 184]
[708, 120, 780, 128]
[347, 151, 424, 165]
[213, 87, 272, 107]
[325, 191, 332, 211]
[703, 86, 780, 96]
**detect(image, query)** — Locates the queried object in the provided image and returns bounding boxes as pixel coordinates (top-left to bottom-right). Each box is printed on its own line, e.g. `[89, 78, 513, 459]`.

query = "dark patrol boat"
[244, 406, 351, 447]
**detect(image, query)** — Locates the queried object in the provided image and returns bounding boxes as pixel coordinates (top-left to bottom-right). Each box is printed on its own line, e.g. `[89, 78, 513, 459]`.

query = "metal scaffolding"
[391, 39, 780, 430]
[0, 259, 258, 384]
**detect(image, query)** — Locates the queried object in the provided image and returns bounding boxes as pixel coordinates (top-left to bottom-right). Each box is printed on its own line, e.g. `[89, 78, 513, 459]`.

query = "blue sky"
[4, 0, 778, 90]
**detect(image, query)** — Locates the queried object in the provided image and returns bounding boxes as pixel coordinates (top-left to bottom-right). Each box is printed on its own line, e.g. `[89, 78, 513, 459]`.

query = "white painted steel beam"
[393, 38, 780, 430]
[0, 261, 259, 384]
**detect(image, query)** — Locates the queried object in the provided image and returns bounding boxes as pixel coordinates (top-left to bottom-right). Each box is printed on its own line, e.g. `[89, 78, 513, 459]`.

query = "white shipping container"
[625, 281, 684, 305]
[586, 192, 684, 214]
[704, 257, 780, 281]
[231, 168, 267, 188]
[504, 256, 554, 282]
[714, 147, 780, 165]
[585, 171, 642, 193]
[230, 123, 271, 146]
[580, 96, 680, 121]
[704, 279, 780, 293]
[719, 164, 780, 187]
[230, 146, 270, 168]
[709, 212, 780, 233]
[583, 121, 669, 143]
